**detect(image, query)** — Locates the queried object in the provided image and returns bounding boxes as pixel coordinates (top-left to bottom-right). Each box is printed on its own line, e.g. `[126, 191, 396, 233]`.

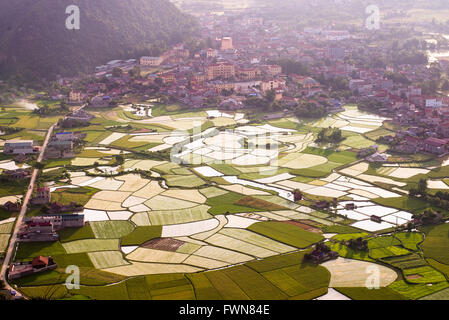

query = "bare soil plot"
[142, 238, 185, 252]
[283, 220, 321, 233]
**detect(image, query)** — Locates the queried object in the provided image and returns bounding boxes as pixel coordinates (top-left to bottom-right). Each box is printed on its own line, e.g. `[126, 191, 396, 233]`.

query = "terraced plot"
[62, 239, 120, 254]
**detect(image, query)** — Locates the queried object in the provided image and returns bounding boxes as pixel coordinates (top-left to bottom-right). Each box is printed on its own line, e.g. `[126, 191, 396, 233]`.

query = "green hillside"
[0, 0, 198, 79]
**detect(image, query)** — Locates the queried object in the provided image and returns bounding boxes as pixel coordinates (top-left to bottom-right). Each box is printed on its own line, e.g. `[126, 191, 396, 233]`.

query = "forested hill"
[0, 0, 198, 80]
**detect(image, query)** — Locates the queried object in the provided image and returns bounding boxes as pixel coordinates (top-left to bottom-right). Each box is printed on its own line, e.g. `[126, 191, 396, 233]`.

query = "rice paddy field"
[10, 105, 449, 300]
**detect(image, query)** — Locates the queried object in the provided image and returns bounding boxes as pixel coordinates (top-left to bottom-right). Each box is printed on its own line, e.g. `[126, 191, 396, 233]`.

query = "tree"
[112, 67, 123, 78]
[129, 66, 141, 78]
[316, 127, 343, 143]
[265, 89, 276, 103]
[155, 78, 164, 86]
[294, 102, 326, 118]
[115, 155, 124, 165]
[418, 178, 428, 196]
[34, 162, 45, 170]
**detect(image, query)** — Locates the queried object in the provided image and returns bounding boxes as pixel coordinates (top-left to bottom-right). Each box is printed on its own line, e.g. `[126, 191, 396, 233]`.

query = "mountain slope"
[0, 0, 198, 79]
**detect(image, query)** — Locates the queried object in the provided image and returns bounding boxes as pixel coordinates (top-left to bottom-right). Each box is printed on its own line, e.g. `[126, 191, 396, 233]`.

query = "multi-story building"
[69, 90, 83, 103]
[221, 37, 233, 50]
[206, 63, 235, 80]
[212, 82, 236, 93]
[265, 65, 282, 76]
[206, 48, 217, 58]
[159, 72, 176, 83]
[3, 140, 38, 155]
[261, 79, 286, 93]
[45, 132, 76, 159]
[140, 56, 163, 67]
[30, 187, 51, 206]
[18, 214, 85, 242]
[237, 67, 260, 81]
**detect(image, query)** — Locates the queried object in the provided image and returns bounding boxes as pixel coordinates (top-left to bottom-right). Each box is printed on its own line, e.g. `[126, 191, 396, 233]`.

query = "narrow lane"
[0, 124, 56, 298]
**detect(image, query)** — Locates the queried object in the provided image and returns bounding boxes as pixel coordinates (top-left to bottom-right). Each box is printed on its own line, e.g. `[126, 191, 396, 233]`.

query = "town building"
[89, 95, 112, 108]
[206, 63, 236, 80]
[66, 109, 95, 123]
[221, 37, 233, 50]
[30, 187, 51, 206]
[69, 90, 84, 103]
[423, 137, 449, 155]
[1, 169, 31, 181]
[139, 56, 163, 67]
[18, 214, 85, 242]
[8, 256, 57, 280]
[3, 140, 38, 155]
[45, 132, 76, 159]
